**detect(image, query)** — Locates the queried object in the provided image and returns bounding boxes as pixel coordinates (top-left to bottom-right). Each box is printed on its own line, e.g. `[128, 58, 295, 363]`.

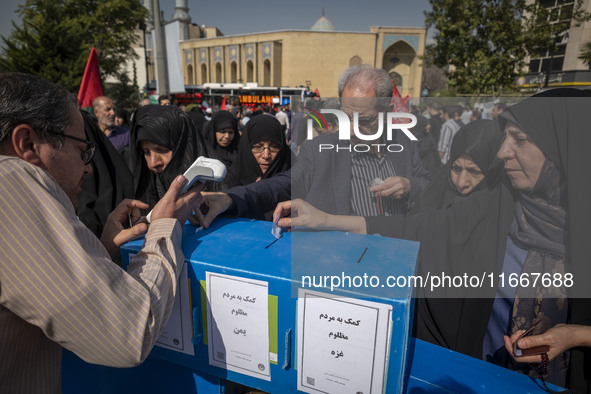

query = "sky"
[0, 0, 433, 43]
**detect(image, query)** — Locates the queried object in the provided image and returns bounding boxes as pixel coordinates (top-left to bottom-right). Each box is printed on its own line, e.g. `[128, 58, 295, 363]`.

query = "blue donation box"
[62, 218, 564, 393]
[117, 217, 419, 394]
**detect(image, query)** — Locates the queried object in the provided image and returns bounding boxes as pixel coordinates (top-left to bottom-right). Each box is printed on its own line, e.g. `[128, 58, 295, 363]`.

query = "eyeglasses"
[46, 130, 96, 165]
[342, 112, 380, 128]
[251, 144, 281, 154]
[357, 114, 379, 126]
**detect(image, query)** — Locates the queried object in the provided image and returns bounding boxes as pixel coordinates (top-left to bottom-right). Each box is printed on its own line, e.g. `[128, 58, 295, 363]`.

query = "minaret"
[153, 0, 169, 94]
[173, 0, 191, 40]
[143, 0, 154, 31]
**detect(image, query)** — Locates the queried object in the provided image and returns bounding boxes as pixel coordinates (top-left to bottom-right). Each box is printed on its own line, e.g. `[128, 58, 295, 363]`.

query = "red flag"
[220, 96, 227, 110]
[390, 81, 408, 112]
[77, 47, 103, 109]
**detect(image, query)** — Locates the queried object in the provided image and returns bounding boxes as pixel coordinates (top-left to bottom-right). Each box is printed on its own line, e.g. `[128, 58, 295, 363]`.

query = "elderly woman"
[225, 115, 290, 188]
[275, 90, 591, 391]
[203, 110, 240, 169]
[410, 119, 503, 213]
[128, 105, 211, 212]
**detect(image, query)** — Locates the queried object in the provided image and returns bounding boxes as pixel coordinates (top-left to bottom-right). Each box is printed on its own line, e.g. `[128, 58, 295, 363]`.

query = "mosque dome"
[311, 9, 336, 31]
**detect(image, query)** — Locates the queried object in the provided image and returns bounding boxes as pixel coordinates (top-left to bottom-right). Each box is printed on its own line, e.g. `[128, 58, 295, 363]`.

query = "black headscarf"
[367, 89, 591, 392]
[500, 89, 591, 391]
[410, 119, 504, 214]
[226, 115, 290, 187]
[129, 105, 211, 210]
[411, 114, 444, 178]
[77, 110, 135, 237]
[203, 110, 240, 168]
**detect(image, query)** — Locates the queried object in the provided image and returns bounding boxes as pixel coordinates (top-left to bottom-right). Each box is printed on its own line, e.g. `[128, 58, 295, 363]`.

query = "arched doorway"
[201, 64, 207, 84]
[230, 62, 237, 83]
[187, 64, 194, 85]
[215, 63, 222, 83]
[382, 40, 416, 95]
[246, 61, 254, 83]
[263, 59, 271, 86]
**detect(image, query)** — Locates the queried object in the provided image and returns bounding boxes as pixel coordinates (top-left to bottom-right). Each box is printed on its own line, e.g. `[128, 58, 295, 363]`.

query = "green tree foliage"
[105, 67, 141, 110]
[0, 0, 147, 93]
[578, 41, 591, 65]
[425, 0, 527, 95]
[425, 0, 590, 94]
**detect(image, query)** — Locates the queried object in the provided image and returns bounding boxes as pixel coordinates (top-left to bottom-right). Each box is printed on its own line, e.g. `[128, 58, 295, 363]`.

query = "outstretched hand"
[100, 199, 149, 257]
[273, 199, 330, 230]
[191, 192, 234, 229]
[273, 199, 367, 234]
[149, 175, 204, 224]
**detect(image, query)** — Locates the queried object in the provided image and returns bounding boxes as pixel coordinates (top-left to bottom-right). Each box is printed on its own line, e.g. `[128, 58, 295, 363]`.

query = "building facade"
[179, 26, 426, 98]
[521, 0, 591, 89]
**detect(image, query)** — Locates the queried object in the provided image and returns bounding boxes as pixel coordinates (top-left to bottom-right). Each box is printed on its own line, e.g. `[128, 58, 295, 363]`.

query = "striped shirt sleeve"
[0, 156, 184, 381]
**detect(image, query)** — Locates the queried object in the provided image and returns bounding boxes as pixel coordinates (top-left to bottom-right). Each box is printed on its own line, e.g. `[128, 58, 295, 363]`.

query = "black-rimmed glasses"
[251, 144, 281, 154]
[46, 130, 96, 165]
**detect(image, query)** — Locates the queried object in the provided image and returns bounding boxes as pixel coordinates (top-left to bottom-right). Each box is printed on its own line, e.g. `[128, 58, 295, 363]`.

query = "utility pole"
[152, 0, 169, 95]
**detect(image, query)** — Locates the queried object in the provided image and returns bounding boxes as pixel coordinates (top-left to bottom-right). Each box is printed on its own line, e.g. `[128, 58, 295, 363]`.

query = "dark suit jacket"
[226, 131, 430, 218]
[292, 131, 431, 215]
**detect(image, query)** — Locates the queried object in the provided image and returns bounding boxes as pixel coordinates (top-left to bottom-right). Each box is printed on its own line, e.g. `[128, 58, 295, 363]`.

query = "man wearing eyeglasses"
[196, 64, 430, 227]
[0, 72, 203, 393]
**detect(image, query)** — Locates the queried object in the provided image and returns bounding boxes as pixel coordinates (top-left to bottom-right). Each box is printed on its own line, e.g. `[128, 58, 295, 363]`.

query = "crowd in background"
[6, 68, 589, 393]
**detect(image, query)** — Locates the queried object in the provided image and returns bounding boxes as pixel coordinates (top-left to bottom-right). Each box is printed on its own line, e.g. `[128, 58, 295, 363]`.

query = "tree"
[425, 0, 527, 95]
[105, 66, 141, 110]
[0, 0, 147, 93]
[425, 0, 590, 94]
[578, 41, 591, 65]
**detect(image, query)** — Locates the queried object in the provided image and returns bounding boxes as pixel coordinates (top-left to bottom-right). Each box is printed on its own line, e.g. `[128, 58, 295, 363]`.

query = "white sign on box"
[297, 288, 393, 394]
[127, 255, 194, 356]
[206, 272, 271, 381]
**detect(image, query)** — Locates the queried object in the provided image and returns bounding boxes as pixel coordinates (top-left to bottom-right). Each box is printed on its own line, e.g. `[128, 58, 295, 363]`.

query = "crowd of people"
[0, 65, 590, 393]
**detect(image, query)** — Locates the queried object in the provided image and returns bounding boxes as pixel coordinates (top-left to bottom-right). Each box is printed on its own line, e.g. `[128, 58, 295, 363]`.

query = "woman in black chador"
[128, 105, 211, 212]
[225, 114, 290, 189]
[203, 110, 240, 169]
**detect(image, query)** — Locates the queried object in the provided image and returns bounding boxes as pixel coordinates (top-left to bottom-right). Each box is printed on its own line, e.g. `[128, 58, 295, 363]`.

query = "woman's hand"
[274, 199, 329, 230]
[503, 324, 579, 364]
[273, 199, 367, 234]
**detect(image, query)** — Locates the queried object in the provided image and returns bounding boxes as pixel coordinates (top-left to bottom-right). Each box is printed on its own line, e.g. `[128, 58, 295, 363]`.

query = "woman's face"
[497, 122, 545, 191]
[450, 154, 485, 195]
[251, 140, 280, 174]
[140, 140, 173, 174]
[216, 128, 235, 148]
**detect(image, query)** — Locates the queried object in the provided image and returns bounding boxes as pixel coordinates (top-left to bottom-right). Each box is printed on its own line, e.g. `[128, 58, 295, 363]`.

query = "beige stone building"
[137, 2, 425, 99]
[177, 22, 426, 98]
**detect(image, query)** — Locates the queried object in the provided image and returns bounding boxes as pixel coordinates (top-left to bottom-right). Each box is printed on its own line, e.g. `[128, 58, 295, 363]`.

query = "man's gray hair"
[92, 96, 107, 112]
[337, 64, 393, 110]
[0, 73, 77, 148]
